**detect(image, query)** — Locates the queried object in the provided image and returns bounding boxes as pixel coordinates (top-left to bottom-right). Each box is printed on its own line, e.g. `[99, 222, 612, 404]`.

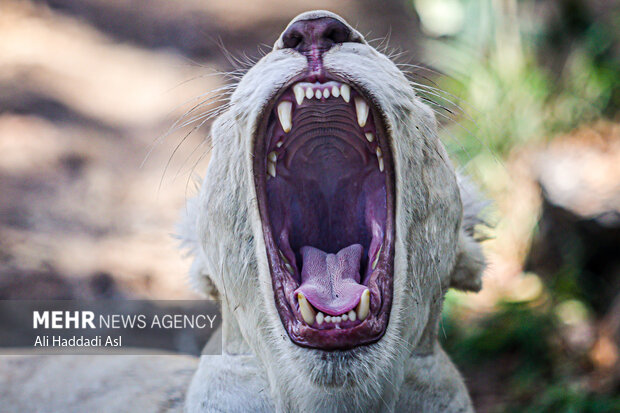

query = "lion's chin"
[254, 74, 395, 351]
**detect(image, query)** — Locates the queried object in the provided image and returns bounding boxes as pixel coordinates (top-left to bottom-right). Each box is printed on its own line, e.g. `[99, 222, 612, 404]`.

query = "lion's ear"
[449, 174, 489, 292]
[450, 231, 485, 292]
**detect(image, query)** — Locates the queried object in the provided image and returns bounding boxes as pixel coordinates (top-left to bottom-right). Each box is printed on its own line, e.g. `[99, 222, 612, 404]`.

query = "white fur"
[179, 10, 486, 412]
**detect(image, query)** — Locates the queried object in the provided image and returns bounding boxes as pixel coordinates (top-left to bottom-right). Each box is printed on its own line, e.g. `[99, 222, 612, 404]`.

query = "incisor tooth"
[298, 293, 316, 325]
[334, 316, 342, 323]
[332, 86, 340, 98]
[305, 88, 313, 99]
[293, 84, 305, 105]
[340, 84, 351, 102]
[277, 101, 292, 133]
[316, 312, 324, 325]
[356, 289, 370, 321]
[276, 141, 283, 148]
[365, 132, 374, 142]
[325, 315, 332, 323]
[268, 151, 277, 162]
[267, 161, 276, 178]
[348, 310, 356, 321]
[323, 88, 330, 98]
[342, 313, 348, 321]
[354, 97, 369, 127]
[315, 89, 321, 99]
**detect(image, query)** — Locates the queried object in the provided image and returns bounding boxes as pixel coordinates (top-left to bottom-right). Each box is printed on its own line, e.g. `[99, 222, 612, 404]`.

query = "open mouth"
[254, 77, 394, 350]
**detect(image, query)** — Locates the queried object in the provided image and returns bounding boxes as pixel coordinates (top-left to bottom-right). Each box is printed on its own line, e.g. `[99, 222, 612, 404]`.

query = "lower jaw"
[261, 177, 395, 351]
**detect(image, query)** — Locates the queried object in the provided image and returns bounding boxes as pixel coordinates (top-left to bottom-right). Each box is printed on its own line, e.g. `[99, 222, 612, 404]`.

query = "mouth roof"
[255, 78, 394, 350]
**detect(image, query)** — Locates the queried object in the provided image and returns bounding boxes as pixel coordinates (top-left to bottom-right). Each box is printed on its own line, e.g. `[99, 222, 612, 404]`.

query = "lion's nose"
[281, 17, 353, 57]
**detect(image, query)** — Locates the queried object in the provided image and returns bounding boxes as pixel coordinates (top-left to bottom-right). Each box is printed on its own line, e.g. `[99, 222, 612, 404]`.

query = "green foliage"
[412, 0, 620, 161]
[442, 300, 556, 371]
[523, 385, 620, 413]
[440, 296, 620, 412]
[414, 1, 620, 410]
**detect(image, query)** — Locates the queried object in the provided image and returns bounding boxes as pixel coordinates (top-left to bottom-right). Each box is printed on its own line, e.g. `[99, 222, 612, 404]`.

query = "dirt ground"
[0, 0, 421, 300]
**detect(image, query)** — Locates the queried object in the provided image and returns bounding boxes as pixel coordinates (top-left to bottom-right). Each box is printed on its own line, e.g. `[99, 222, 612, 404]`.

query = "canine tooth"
[277, 101, 292, 133]
[332, 86, 340, 98]
[325, 316, 332, 323]
[356, 289, 370, 321]
[334, 316, 342, 323]
[323, 88, 330, 98]
[297, 293, 316, 325]
[340, 84, 350, 102]
[354, 97, 369, 127]
[365, 132, 374, 142]
[348, 310, 356, 321]
[342, 313, 348, 321]
[305, 88, 313, 99]
[293, 84, 305, 105]
[315, 89, 321, 99]
[375, 147, 384, 172]
[268, 151, 277, 162]
[267, 161, 276, 178]
[378, 157, 384, 172]
[316, 312, 324, 325]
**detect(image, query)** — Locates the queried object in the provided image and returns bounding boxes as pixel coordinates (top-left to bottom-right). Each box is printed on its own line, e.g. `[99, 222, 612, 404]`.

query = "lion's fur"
[179, 10, 486, 412]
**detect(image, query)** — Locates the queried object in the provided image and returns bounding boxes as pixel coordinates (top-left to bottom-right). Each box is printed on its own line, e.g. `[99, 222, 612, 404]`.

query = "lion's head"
[180, 10, 485, 408]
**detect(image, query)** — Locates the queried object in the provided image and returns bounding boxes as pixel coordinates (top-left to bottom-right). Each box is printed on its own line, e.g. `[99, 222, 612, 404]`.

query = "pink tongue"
[294, 244, 367, 316]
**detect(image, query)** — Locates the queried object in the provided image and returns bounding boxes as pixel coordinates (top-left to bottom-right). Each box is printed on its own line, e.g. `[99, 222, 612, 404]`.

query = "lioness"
[181, 10, 486, 412]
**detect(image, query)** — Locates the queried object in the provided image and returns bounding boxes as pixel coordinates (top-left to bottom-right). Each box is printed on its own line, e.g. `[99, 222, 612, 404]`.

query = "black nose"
[281, 17, 353, 57]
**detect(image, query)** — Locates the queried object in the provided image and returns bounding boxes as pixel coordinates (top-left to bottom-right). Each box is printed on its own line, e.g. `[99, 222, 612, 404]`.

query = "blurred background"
[0, 0, 618, 411]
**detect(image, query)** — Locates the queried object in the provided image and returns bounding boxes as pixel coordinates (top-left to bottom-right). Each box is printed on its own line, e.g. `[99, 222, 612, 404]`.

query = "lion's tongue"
[294, 244, 367, 316]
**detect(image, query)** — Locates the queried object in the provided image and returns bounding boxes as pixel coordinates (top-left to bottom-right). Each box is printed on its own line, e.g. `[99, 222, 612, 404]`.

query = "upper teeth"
[293, 84, 305, 105]
[376, 147, 384, 172]
[340, 84, 350, 102]
[271, 82, 384, 178]
[267, 161, 276, 178]
[354, 97, 369, 127]
[287, 82, 354, 108]
[277, 101, 292, 133]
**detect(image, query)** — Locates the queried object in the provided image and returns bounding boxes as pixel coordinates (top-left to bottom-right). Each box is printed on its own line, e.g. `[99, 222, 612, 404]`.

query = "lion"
[179, 10, 487, 412]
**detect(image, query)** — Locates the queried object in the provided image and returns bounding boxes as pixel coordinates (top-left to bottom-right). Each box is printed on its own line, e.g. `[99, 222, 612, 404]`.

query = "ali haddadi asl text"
[34, 335, 121, 347]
